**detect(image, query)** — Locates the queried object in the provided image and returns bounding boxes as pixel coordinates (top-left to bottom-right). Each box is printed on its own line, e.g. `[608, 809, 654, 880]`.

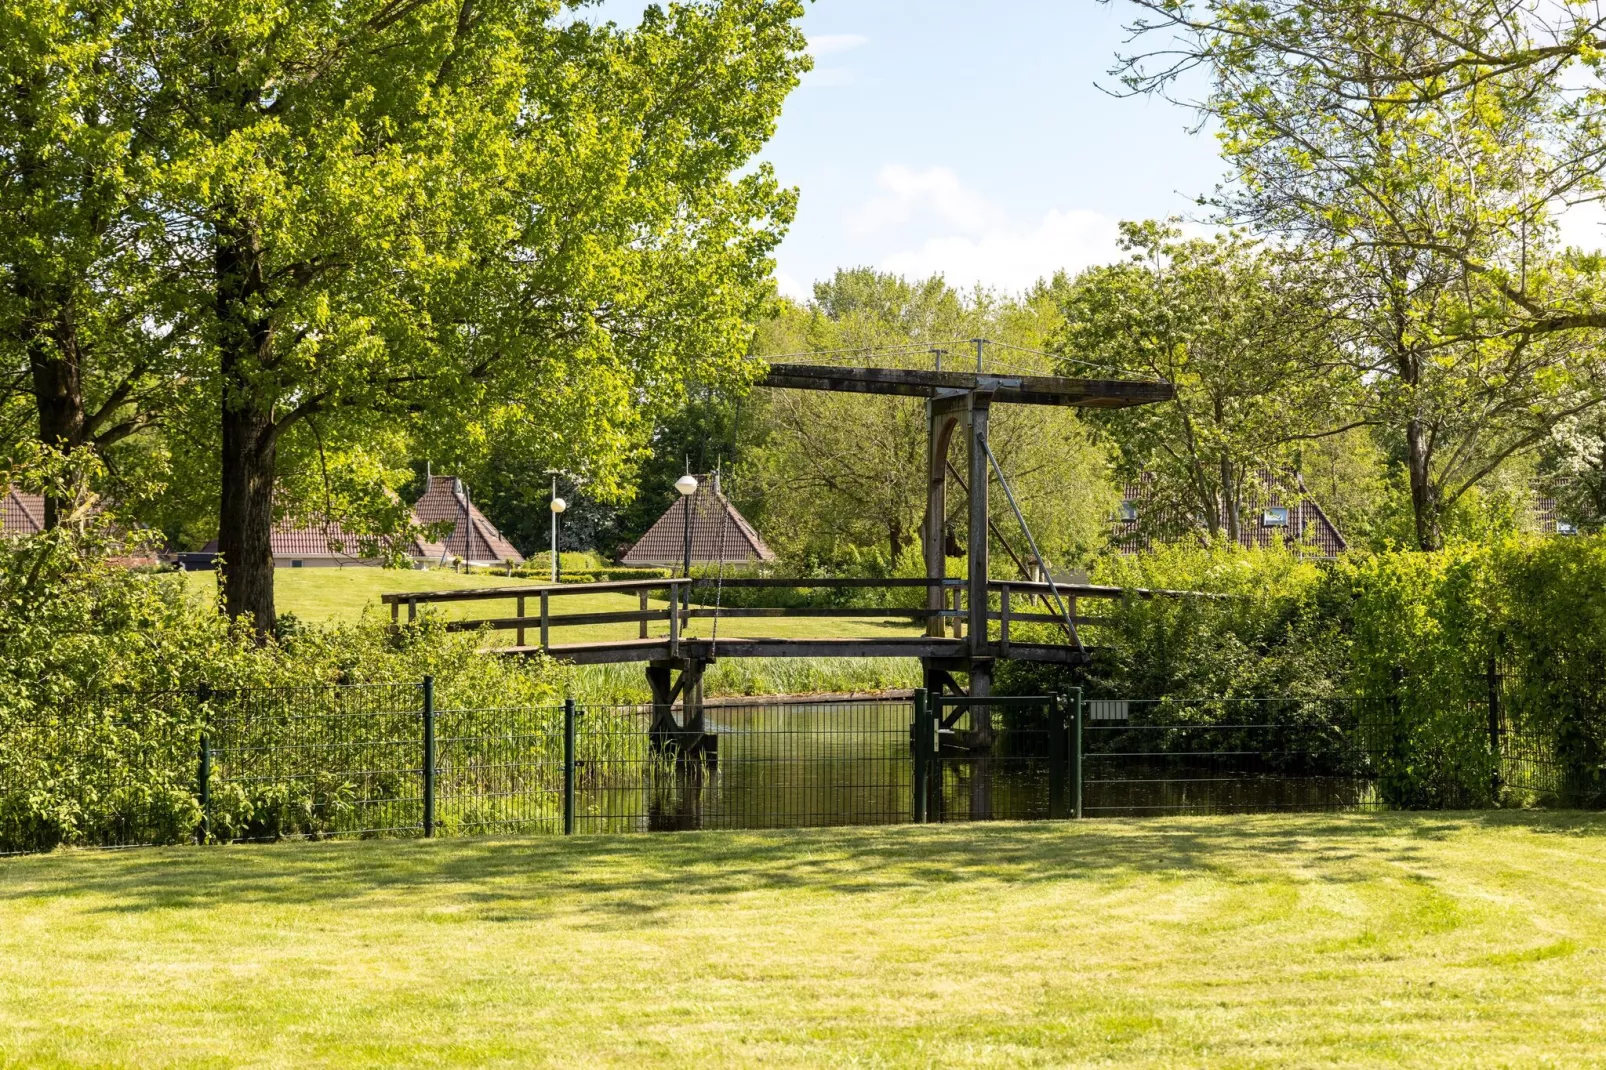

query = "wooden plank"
[760, 363, 1174, 408]
[378, 577, 685, 604]
[447, 607, 1101, 633]
[445, 609, 670, 631]
[988, 579, 1230, 600]
[494, 635, 1088, 665]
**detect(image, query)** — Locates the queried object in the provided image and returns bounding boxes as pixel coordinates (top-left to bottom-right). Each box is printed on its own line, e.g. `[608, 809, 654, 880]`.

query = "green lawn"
[180, 567, 923, 643]
[5, 813, 1606, 1066]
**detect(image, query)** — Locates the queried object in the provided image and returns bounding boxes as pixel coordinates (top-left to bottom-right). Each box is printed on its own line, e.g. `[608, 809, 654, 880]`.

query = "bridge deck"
[512, 636, 1089, 666]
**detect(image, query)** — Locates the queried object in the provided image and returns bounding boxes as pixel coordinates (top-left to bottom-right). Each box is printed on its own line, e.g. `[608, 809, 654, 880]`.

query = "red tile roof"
[1113, 469, 1348, 558]
[201, 517, 422, 563]
[411, 476, 523, 566]
[2, 488, 45, 536]
[619, 478, 776, 567]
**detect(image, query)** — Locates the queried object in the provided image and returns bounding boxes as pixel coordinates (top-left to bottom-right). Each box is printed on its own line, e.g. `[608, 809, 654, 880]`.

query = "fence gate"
[912, 692, 1075, 823]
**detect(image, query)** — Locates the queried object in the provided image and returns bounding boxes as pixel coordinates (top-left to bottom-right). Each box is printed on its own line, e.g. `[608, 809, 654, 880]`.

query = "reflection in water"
[567, 701, 1379, 834]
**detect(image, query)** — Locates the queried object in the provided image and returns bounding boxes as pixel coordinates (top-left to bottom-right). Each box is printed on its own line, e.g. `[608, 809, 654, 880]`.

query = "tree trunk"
[1220, 456, 1241, 545]
[1406, 417, 1441, 551]
[218, 399, 278, 628]
[23, 296, 88, 529]
[215, 223, 279, 630]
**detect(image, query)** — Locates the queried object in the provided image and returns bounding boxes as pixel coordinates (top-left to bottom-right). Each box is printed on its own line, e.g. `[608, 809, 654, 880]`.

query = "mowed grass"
[5, 813, 1606, 1067]
[180, 567, 924, 642]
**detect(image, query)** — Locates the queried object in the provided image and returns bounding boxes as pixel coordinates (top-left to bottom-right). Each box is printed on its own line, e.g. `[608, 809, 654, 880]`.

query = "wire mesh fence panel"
[1082, 697, 1381, 816]
[0, 689, 208, 854]
[648, 698, 916, 831]
[435, 704, 566, 835]
[572, 704, 659, 834]
[1494, 655, 1606, 807]
[206, 684, 426, 841]
[930, 698, 1061, 822]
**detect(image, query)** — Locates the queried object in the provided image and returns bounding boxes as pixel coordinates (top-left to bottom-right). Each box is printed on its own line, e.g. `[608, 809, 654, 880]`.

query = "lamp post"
[549, 475, 567, 583]
[675, 473, 698, 578]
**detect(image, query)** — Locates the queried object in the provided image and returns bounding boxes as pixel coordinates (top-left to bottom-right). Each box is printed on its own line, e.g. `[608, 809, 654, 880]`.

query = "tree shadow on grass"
[3, 810, 1602, 920]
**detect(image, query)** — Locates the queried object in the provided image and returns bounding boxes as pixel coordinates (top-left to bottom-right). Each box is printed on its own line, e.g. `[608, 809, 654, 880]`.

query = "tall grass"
[563, 657, 921, 702]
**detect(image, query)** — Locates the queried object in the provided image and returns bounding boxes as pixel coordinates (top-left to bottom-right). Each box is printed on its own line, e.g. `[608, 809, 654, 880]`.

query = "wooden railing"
[381, 576, 1219, 653]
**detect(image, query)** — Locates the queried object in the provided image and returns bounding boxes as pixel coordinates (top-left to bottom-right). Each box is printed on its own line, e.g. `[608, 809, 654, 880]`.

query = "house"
[193, 475, 524, 569]
[619, 474, 776, 568]
[410, 476, 523, 568]
[1113, 470, 1348, 558]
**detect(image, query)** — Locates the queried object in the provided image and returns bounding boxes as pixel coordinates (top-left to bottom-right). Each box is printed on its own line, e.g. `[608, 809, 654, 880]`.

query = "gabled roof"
[1113, 469, 1348, 558]
[619, 478, 776, 567]
[196, 476, 521, 566]
[411, 476, 523, 566]
[201, 517, 430, 563]
[1, 487, 45, 536]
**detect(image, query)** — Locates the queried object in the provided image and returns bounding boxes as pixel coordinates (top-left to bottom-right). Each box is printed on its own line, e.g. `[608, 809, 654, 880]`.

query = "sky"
[587, 1, 1604, 300]
[584, 0, 1223, 299]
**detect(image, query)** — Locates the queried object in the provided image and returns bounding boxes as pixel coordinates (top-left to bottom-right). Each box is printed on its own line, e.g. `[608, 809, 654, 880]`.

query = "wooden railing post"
[539, 591, 550, 648]
[516, 595, 526, 648]
[999, 583, 1011, 656]
[669, 582, 680, 656]
[639, 589, 649, 639]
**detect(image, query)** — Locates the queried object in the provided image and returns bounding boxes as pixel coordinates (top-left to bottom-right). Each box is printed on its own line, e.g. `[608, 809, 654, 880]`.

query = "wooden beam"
[760, 363, 1174, 408]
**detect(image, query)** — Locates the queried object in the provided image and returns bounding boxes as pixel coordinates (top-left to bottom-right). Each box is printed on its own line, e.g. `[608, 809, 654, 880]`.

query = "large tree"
[1058, 222, 1355, 544]
[0, 0, 179, 524]
[136, 0, 805, 627]
[1112, 0, 1606, 549]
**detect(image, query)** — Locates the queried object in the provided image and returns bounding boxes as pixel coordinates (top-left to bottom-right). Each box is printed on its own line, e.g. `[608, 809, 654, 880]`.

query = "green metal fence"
[6, 672, 1604, 855]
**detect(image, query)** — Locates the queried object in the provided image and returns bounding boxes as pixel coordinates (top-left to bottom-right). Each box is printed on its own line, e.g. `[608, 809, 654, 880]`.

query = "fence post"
[563, 698, 577, 835]
[1048, 695, 1066, 820]
[912, 688, 928, 823]
[422, 676, 436, 838]
[1487, 656, 1502, 802]
[196, 732, 211, 844]
[1072, 687, 1083, 820]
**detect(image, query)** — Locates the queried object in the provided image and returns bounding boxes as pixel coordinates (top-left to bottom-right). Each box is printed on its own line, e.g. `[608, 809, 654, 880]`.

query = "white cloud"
[840, 164, 1125, 291]
[878, 208, 1123, 292]
[774, 270, 811, 302]
[809, 33, 869, 57]
[848, 164, 1006, 237]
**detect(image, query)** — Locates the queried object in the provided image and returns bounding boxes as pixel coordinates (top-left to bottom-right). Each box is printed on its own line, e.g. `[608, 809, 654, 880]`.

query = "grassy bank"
[4, 813, 1606, 1066]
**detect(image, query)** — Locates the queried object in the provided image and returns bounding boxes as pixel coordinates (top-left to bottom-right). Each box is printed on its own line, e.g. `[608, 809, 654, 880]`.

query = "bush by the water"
[1002, 537, 1606, 808]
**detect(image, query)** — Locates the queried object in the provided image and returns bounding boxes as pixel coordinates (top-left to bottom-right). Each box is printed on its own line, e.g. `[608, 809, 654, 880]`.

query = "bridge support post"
[646, 657, 714, 762]
[924, 404, 959, 639]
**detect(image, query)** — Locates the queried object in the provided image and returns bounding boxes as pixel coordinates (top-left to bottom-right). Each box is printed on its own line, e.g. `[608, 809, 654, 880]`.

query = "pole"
[1072, 687, 1083, 820]
[913, 688, 928, 823]
[682, 489, 693, 579]
[1048, 695, 1065, 820]
[550, 475, 559, 584]
[563, 698, 577, 835]
[422, 675, 436, 837]
[196, 732, 211, 844]
[1488, 656, 1502, 801]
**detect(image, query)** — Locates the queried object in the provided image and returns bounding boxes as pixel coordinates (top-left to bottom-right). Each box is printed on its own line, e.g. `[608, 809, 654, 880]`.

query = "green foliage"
[0, 449, 566, 850]
[1058, 222, 1353, 543]
[1113, 0, 1606, 551]
[745, 270, 1116, 568]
